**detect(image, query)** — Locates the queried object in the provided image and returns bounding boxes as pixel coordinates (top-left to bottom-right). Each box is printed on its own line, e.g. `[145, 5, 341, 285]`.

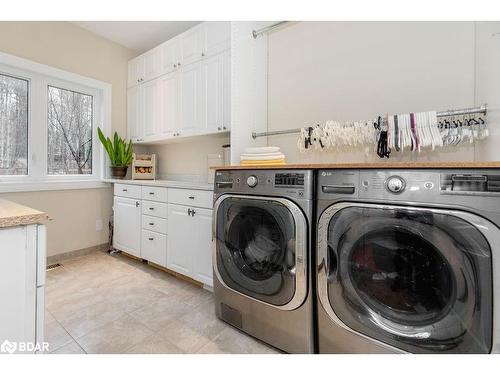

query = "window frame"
[0, 51, 111, 192]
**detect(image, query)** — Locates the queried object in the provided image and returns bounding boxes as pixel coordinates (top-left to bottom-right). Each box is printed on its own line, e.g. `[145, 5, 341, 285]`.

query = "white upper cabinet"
[180, 24, 205, 66]
[128, 55, 145, 88]
[158, 71, 179, 137]
[127, 21, 230, 143]
[222, 50, 231, 130]
[201, 53, 224, 133]
[143, 47, 162, 82]
[204, 22, 231, 57]
[127, 85, 143, 142]
[160, 37, 180, 75]
[179, 61, 202, 135]
[141, 79, 160, 139]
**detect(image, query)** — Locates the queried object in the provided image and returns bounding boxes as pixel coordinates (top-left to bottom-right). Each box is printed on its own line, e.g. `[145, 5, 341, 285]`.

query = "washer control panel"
[214, 169, 313, 200]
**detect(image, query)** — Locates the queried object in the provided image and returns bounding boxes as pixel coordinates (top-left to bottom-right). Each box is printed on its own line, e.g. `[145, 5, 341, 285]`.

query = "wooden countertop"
[213, 161, 500, 171]
[0, 199, 49, 229]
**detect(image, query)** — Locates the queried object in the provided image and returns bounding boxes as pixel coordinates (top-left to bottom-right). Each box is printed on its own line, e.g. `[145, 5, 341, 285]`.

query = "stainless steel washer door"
[214, 195, 308, 310]
[317, 202, 496, 354]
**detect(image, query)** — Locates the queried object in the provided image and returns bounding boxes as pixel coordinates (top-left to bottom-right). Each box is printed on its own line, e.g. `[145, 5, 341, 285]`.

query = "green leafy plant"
[97, 127, 134, 167]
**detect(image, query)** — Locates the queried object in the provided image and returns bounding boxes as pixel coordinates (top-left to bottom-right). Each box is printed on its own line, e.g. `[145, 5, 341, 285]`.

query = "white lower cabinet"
[113, 196, 142, 258]
[191, 207, 214, 286]
[141, 229, 167, 267]
[0, 224, 46, 352]
[167, 204, 195, 276]
[113, 184, 213, 286]
[167, 204, 213, 286]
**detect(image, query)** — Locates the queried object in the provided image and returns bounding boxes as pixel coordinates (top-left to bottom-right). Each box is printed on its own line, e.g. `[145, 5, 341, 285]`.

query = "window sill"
[0, 180, 111, 193]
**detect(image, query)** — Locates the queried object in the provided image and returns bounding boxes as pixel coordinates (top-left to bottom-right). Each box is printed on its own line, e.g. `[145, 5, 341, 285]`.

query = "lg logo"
[1, 339, 49, 354]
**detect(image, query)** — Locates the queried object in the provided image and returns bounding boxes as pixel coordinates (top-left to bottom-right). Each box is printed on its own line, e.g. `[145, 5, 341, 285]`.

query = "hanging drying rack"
[251, 104, 488, 139]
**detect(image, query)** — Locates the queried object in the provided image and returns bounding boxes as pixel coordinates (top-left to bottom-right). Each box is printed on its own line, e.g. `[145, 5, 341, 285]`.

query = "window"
[47, 86, 93, 175]
[0, 73, 29, 176]
[0, 52, 111, 192]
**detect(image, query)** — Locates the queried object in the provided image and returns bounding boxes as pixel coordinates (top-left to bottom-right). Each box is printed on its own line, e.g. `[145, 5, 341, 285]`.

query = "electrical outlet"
[95, 219, 103, 232]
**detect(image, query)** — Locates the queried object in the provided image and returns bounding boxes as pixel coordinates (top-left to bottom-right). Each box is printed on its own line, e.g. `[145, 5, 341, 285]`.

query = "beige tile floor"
[44, 251, 280, 354]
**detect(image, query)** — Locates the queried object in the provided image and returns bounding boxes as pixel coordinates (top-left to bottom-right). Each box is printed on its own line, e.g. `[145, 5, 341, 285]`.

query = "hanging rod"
[251, 104, 488, 139]
[252, 21, 288, 39]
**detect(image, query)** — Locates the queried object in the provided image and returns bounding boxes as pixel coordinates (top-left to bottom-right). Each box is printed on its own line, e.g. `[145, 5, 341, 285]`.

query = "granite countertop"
[0, 199, 49, 229]
[213, 161, 500, 171]
[103, 178, 214, 191]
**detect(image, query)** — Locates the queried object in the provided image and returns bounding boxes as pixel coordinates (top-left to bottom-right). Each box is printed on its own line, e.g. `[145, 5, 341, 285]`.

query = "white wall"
[262, 21, 500, 164]
[0, 22, 135, 256]
[147, 134, 230, 180]
[230, 22, 275, 163]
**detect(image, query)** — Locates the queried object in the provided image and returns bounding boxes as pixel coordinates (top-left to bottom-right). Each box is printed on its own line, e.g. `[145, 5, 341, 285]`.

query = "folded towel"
[240, 153, 285, 161]
[244, 146, 280, 154]
[240, 159, 286, 166]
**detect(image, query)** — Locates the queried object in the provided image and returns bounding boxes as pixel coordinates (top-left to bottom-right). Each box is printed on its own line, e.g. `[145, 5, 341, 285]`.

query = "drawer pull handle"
[149, 237, 154, 241]
[135, 201, 140, 207]
[149, 192, 155, 195]
[122, 189, 128, 192]
[188, 196, 195, 200]
[149, 207, 154, 211]
[149, 222, 154, 226]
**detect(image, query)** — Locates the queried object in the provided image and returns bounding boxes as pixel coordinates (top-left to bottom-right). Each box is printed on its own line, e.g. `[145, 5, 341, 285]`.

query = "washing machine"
[316, 169, 500, 354]
[213, 169, 315, 353]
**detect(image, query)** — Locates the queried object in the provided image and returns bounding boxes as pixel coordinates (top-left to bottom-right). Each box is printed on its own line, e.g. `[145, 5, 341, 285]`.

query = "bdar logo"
[1, 340, 17, 354]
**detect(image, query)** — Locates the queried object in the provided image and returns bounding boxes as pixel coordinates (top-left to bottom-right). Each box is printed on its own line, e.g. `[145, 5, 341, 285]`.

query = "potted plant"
[98, 127, 134, 179]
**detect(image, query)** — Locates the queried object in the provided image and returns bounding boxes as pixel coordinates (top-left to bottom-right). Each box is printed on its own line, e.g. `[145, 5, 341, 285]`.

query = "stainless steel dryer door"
[214, 195, 308, 310]
[317, 202, 496, 354]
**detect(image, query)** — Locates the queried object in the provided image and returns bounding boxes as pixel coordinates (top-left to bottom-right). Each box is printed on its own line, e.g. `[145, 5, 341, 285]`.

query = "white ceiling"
[73, 21, 200, 53]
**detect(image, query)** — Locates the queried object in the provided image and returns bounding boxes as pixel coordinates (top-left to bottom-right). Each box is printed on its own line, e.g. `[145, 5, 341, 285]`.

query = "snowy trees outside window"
[47, 86, 93, 175]
[0, 73, 28, 176]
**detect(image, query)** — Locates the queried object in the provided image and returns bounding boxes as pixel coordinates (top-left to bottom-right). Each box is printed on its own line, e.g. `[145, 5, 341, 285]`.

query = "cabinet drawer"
[142, 200, 168, 218]
[168, 188, 213, 208]
[141, 230, 167, 267]
[141, 186, 168, 202]
[114, 183, 141, 199]
[142, 214, 167, 234]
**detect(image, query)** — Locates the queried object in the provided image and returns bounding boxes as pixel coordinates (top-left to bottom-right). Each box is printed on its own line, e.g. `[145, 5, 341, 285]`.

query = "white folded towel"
[244, 146, 280, 154]
[240, 151, 284, 159]
[240, 153, 285, 161]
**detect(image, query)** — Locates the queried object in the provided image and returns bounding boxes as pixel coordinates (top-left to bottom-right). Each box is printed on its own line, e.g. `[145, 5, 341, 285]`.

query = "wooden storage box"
[132, 153, 157, 180]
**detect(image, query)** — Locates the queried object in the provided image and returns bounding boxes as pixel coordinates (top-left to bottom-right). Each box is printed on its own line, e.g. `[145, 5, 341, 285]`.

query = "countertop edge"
[102, 179, 214, 191]
[212, 161, 500, 170]
[0, 198, 49, 229]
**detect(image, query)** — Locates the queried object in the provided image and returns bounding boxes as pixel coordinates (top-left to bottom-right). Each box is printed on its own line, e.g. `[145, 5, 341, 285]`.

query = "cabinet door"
[0, 226, 37, 347]
[141, 79, 160, 139]
[204, 21, 231, 57]
[127, 85, 143, 142]
[143, 47, 161, 82]
[113, 196, 141, 258]
[158, 72, 178, 136]
[201, 53, 224, 133]
[141, 229, 167, 267]
[161, 37, 180, 75]
[167, 204, 194, 277]
[222, 50, 231, 131]
[179, 62, 202, 135]
[128, 56, 144, 88]
[192, 208, 214, 286]
[180, 24, 204, 66]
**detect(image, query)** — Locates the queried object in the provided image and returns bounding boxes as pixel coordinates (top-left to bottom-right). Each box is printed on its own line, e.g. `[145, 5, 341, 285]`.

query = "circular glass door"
[215, 196, 298, 306]
[324, 205, 492, 354]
